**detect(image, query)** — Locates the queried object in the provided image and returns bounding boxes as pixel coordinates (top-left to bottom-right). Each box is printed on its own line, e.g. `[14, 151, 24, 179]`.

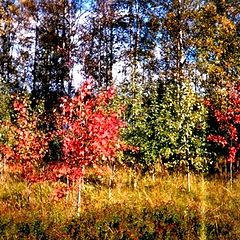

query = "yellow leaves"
[205, 3, 217, 15]
[0, 2, 19, 37]
[20, 0, 36, 13]
[165, 11, 177, 31]
[205, 38, 213, 46]
[0, 6, 7, 37]
[8, 4, 18, 14]
[220, 16, 236, 34]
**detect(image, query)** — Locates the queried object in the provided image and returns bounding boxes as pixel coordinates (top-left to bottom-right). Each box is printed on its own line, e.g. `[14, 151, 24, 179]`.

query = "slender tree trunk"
[77, 166, 85, 217]
[66, 175, 69, 202]
[39, 183, 43, 215]
[77, 177, 82, 217]
[230, 161, 233, 188]
[32, 25, 39, 107]
[108, 162, 115, 199]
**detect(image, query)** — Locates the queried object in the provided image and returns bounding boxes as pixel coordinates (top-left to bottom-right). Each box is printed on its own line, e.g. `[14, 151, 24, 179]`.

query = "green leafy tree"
[121, 83, 160, 170]
[193, 0, 240, 95]
[157, 80, 207, 172]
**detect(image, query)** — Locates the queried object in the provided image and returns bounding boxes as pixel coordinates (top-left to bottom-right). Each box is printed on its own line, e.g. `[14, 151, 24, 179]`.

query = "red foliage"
[52, 185, 70, 201]
[0, 96, 51, 183]
[49, 79, 127, 182]
[0, 80, 130, 199]
[207, 135, 227, 147]
[206, 84, 240, 163]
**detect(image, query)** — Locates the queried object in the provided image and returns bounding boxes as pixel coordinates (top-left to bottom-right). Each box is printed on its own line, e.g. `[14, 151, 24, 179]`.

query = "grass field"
[0, 167, 239, 239]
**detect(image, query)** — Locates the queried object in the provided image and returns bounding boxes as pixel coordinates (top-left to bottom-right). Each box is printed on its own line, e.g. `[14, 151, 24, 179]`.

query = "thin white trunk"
[77, 177, 82, 217]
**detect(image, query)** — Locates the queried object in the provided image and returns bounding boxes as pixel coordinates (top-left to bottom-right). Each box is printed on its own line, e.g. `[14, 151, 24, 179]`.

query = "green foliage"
[65, 204, 200, 240]
[193, 1, 240, 94]
[122, 79, 207, 172]
[157, 80, 208, 171]
[0, 80, 12, 158]
[0, 80, 10, 121]
[121, 82, 161, 169]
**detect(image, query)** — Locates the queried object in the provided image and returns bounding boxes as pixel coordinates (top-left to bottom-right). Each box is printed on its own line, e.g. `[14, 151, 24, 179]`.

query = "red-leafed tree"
[46, 78, 127, 213]
[206, 84, 240, 181]
[0, 95, 51, 183]
[0, 79, 128, 214]
[49, 79, 126, 182]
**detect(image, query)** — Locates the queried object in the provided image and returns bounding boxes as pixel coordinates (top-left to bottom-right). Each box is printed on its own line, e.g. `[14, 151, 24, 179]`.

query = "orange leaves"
[220, 16, 236, 34]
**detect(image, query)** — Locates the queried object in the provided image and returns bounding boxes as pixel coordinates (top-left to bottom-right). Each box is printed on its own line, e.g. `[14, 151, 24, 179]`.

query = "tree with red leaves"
[0, 95, 51, 183]
[0, 79, 129, 214]
[47, 79, 127, 214]
[206, 84, 240, 182]
[49, 79, 126, 181]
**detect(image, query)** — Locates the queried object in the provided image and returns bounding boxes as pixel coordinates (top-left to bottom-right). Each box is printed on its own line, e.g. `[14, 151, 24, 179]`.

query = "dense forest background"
[0, 0, 239, 183]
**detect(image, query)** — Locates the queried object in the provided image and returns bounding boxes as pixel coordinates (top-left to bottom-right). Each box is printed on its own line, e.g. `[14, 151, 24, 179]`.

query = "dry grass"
[0, 168, 239, 239]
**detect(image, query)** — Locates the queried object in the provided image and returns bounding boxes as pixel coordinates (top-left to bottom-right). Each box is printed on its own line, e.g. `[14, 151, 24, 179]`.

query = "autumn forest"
[0, 0, 239, 239]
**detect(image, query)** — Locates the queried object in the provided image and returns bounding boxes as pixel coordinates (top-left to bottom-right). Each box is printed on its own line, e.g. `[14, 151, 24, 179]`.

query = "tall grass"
[0, 168, 240, 239]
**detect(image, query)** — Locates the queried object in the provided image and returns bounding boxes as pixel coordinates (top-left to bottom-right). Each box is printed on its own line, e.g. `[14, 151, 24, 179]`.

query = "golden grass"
[0, 168, 240, 238]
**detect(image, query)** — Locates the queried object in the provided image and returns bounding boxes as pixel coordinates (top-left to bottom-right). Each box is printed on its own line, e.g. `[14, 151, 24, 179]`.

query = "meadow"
[0, 166, 239, 240]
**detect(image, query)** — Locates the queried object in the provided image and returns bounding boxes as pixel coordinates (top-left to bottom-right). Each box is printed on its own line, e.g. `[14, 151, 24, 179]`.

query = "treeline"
[0, 0, 239, 180]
